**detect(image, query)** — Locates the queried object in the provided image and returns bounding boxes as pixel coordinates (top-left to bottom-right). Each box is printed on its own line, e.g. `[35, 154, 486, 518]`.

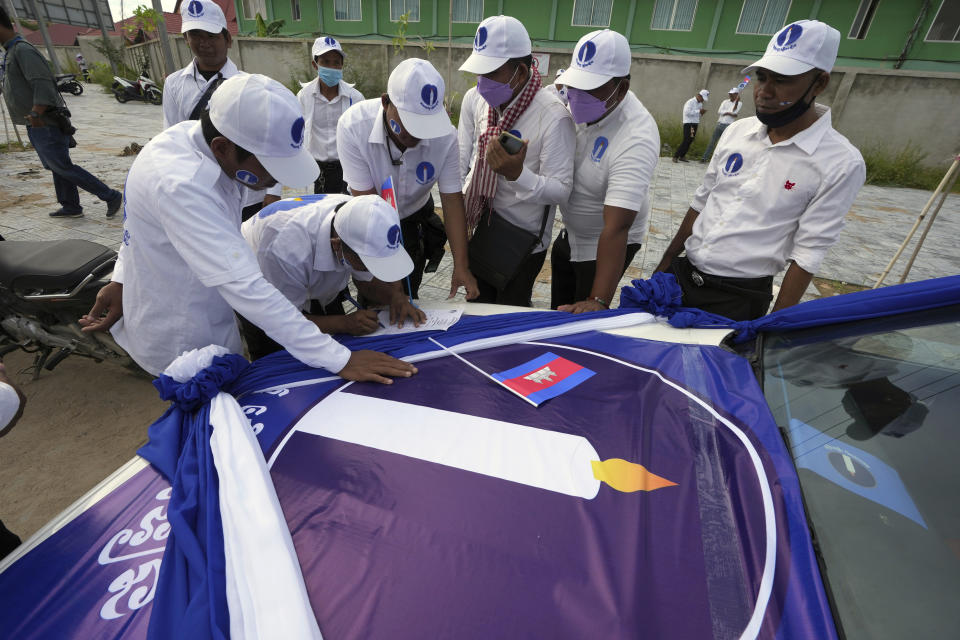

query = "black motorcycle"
[55, 73, 83, 96]
[0, 239, 134, 378]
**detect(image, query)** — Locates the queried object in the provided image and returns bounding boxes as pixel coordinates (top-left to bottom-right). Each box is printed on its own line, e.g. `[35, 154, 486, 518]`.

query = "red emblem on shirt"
[784, 180, 796, 190]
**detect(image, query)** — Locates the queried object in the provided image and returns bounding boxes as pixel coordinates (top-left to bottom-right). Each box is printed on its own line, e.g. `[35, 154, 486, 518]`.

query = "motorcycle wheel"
[147, 87, 162, 105]
[69, 82, 83, 95]
[114, 90, 128, 103]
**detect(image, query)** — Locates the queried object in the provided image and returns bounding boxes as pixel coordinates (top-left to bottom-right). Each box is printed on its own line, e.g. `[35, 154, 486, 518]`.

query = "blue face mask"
[316, 66, 343, 88]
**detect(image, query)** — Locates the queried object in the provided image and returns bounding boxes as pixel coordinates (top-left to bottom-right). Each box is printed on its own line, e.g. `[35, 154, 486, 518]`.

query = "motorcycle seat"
[0, 240, 116, 293]
[55, 74, 75, 80]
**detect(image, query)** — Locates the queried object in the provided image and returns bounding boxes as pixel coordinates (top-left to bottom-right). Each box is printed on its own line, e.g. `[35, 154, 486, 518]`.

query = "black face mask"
[755, 74, 821, 129]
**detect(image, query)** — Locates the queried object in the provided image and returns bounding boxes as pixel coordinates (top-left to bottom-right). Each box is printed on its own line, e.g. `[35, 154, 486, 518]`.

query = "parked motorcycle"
[55, 73, 83, 96]
[112, 69, 162, 105]
[0, 239, 134, 378]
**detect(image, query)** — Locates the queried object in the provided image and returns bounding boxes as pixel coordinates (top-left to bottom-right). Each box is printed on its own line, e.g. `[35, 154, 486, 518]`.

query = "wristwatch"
[27, 110, 41, 121]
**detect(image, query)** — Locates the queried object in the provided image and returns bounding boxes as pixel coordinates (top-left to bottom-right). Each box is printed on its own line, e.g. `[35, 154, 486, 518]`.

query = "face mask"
[755, 75, 820, 129]
[235, 170, 259, 186]
[316, 66, 343, 88]
[477, 65, 521, 108]
[567, 81, 621, 125]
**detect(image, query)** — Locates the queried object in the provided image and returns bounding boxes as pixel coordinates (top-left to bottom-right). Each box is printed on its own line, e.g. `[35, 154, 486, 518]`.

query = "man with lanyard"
[700, 87, 742, 163]
[655, 20, 865, 321]
[672, 89, 708, 163]
[336, 58, 477, 301]
[458, 15, 575, 306]
[298, 36, 363, 195]
[240, 194, 426, 358]
[1, 7, 122, 219]
[552, 29, 659, 313]
[79, 74, 417, 385]
[161, 0, 280, 216]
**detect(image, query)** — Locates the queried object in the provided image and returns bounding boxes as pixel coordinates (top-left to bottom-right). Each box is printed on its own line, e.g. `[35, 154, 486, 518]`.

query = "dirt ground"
[0, 348, 166, 543]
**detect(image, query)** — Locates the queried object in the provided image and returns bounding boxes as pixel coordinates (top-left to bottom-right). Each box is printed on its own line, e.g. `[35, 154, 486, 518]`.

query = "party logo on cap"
[290, 117, 305, 149]
[387, 224, 402, 250]
[236, 170, 259, 185]
[474, 26, 488, 51]
[773, 23, 803, 52]
[591, 136, 608, 162]
[324, 36, 337, 46]
[388, 119, 402, 135]
[420, 84, 439, 110]
[187, 0, 204, 17]
[576, 41, 597, 68]
[415, 162, 435, 185]
[722, 152, 744, 177]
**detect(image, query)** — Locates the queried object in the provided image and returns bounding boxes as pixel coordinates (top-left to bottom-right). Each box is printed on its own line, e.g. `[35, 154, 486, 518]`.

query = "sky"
[107, 0, 177, 22]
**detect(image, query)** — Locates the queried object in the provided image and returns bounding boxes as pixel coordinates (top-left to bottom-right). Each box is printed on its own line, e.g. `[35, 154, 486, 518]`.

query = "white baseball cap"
[312, 35, 344, 59]
[209, 74, 319, 187]
[459, 15, 531, 75]
[699, 89, 710, 100]
[743, 20, 840, 76]
[729, 87, 741, 94]
[386, 58, 452, 140]
[556, 29, 631, 91]
[180, 0, 227, 34]
[333, 195, 414, 282]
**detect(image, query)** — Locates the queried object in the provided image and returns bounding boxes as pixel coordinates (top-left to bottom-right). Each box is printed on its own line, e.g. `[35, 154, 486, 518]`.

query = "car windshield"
[762, 304, 960, 639]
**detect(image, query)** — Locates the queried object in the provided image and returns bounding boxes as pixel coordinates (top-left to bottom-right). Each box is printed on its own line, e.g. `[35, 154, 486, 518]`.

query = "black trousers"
[550, 229, 641, 309]
[668, 256, 773, 321]
[314, 159, 349, 195]
[673, 123, 698, 159]
[472, 249, 548, 307]
[239, 298, 345, 361]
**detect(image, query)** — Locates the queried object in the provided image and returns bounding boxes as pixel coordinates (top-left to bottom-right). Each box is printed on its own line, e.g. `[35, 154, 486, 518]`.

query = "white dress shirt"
[559, 92, 660, 262]
[241, 194, 374, 311]
[111, 121, 351, 376]
[686, 105, 866, 278]
[682, 97, 703, 124]
[457, 86, 483, 182]
[461, 84, 576, 250]
[297, 78, 364, 162]
[717, 99, 742, 126]
[337, 99, 461, 218]
[161, 57, 240, 129]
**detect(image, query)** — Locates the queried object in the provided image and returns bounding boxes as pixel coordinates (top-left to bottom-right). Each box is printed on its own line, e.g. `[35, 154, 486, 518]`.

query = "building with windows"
[233, 0, 959, 72]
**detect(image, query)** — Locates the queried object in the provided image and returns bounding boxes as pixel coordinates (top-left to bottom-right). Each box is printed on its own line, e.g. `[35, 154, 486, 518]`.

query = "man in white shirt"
[540, 67, 568, 105]
[240, 193, 425, 358]
[655, 20, 866, 321]
[701, 87, 742, 163]
[459, 15, 575, 306]
[672, 89, 708, 163]
[79, 74, 417, 384]
[456, 85, 483, 183]
[552, 30, 659, 313]
[161, 0, 281, 218]
[298, 36, 363, 195]
[337, 58, 477, 301]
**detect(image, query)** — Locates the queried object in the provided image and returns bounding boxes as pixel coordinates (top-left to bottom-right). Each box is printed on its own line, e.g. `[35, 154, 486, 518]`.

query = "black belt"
[680, 257, 772, 297]
[317, 159, 341, 169]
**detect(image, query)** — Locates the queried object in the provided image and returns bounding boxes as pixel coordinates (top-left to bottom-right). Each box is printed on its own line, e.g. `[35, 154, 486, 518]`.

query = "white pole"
[427, 337, 539, 407]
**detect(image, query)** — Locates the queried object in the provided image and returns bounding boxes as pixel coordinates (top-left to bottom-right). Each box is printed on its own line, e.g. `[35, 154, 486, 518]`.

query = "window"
[572, 0, 613, 27]
[651, 0, 698, 31]
[848, 0, 879, 39]
[391, 0, 420, 22]
[335, 0, 361, 21]
[736, 0, 792, 35]
[291, 0, 301, 21]
[241, 0, 267, 21]
[452, 0, 483, 23]
[925, 0, 960, 42]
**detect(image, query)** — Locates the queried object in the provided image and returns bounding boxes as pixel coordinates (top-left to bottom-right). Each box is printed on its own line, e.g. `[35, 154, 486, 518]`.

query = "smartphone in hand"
[498, 130, 524, 155]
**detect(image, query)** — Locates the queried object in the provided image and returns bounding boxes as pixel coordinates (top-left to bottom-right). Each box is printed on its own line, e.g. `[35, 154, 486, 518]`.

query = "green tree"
[255, 13, 285, 37]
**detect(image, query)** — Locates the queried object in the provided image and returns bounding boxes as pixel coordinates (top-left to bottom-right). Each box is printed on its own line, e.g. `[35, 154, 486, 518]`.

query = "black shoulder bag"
[468, 205, 550, 291]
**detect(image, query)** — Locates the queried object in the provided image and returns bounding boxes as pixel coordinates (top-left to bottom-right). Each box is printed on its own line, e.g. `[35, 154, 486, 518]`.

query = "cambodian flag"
[380, 176, 397, 210]
[492, 352, 595, 406]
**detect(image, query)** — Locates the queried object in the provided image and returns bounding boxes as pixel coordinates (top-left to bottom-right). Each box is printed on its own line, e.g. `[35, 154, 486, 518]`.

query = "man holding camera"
[458, 15, 575, 307]
[1, 6, 122, 219]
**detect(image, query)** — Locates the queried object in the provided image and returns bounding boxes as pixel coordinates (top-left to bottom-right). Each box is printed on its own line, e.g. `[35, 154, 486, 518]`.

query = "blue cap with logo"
[386, 58, 453, 140]
[333, 195, 414, 282]
[180, 0, 227, 34]
[743, 20, 840, 76]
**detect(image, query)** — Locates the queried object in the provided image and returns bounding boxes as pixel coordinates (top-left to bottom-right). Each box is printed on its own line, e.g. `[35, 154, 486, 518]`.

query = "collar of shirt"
[744, 103, 832, 156]
[312, 79, 355, 103]
[2, 35, 23, 50]
[188, 57, 239, 86]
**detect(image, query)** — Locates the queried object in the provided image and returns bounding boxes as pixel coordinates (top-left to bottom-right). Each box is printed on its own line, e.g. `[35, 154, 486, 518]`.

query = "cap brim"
[361, 247, 414, 283]
[258, 146, 320, 187]
[395, 107, 453, 140]
[181, 19, 224, 34]
[555, 66, 610, 90]
[741, 55, 814, 76]
[459, 52, 508, 75]
[312, 46, 345, 58]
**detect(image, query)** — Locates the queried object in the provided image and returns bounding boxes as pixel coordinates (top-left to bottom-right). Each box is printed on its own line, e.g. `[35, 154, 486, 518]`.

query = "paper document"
[368, 307, 463, 336]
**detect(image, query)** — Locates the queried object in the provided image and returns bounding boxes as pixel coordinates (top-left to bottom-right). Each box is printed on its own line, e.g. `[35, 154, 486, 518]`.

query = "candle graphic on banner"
[296, 392, 676, 499]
